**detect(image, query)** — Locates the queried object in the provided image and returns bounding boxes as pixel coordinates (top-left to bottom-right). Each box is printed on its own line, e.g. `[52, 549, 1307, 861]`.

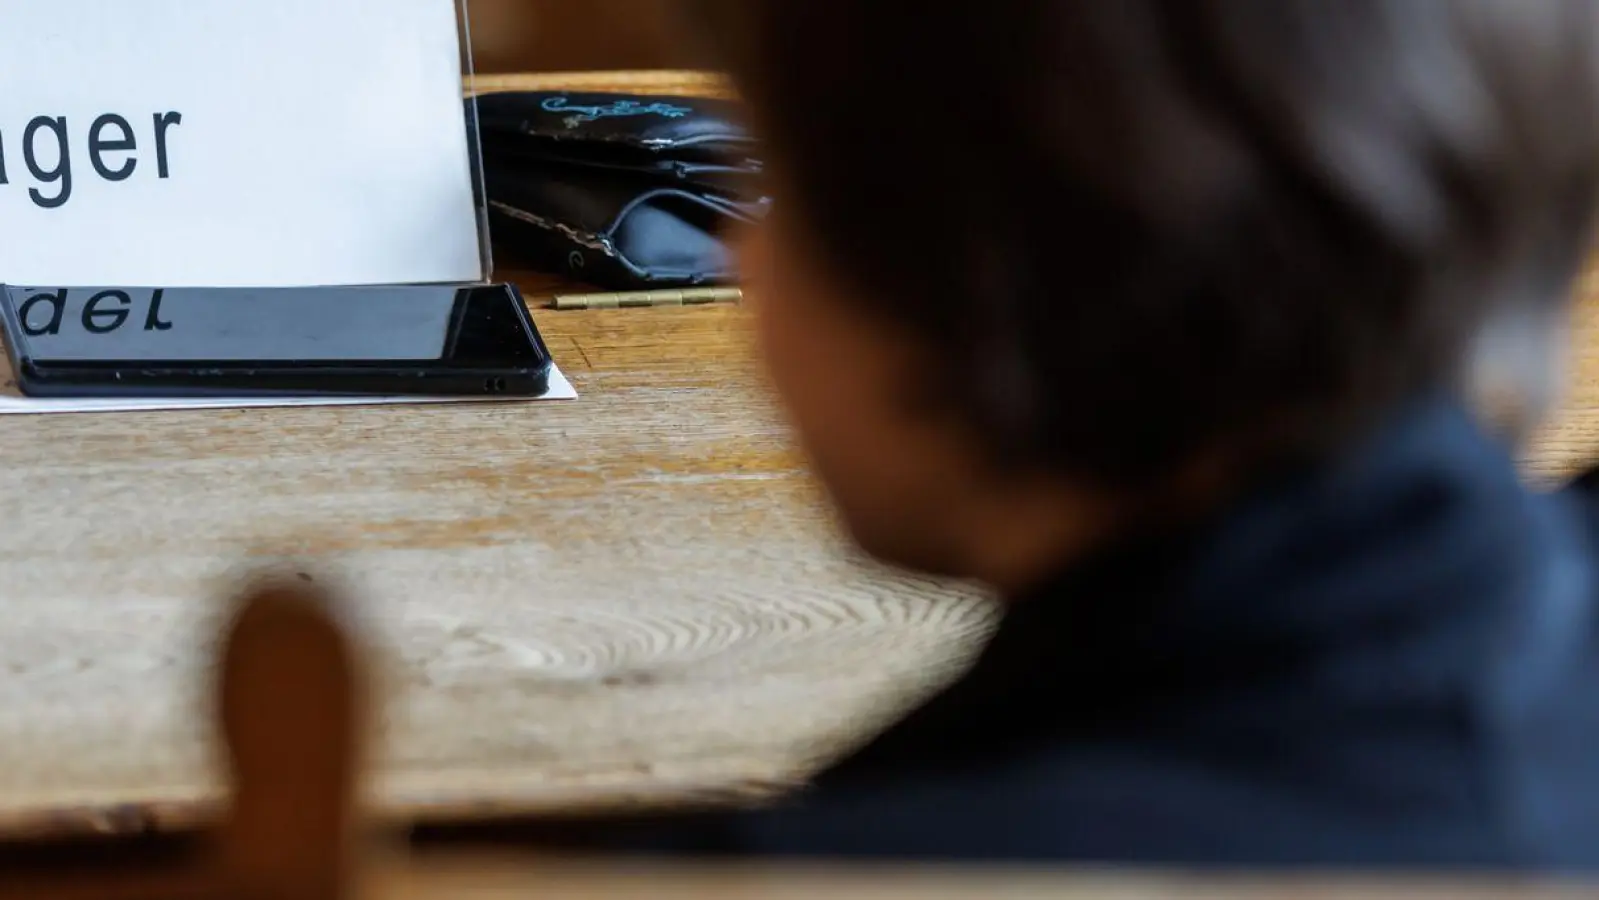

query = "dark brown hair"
[695, 0, 1599, 485]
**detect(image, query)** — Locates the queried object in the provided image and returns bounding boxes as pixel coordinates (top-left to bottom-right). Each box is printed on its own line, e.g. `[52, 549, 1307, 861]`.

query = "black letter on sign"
[89, 114, 138, 181]
[19, 290, 67, 337]
[23, 116, 72, 209]
[83, 290, 132, 334]
[154, 112, 182, 179]
[0, 135, 9, 185]
[144, 289, 173, 332]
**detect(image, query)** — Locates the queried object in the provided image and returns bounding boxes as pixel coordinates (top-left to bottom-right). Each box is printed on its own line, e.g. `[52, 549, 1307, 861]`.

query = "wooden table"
[0, 72, 995, 840]
[1, 69, 1598, 847]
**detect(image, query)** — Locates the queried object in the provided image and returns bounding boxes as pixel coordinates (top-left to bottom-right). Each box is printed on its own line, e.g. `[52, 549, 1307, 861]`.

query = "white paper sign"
[0, 0, 484, 287]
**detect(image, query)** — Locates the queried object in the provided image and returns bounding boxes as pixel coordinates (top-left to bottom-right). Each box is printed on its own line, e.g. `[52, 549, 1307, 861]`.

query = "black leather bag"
[473, 91, 767, 290]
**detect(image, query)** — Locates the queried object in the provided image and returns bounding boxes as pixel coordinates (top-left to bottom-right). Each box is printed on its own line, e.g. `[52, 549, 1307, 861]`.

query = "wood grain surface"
[0, 70, 1597, 846]
[0, 72, 993, 840]
[0, 294, 994, 836]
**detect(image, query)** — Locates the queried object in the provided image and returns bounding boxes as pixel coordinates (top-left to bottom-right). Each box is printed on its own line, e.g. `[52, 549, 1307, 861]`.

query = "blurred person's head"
[694, 0, 1599, 591]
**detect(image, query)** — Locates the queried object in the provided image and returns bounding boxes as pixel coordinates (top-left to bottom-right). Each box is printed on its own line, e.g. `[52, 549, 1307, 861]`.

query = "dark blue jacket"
[524, 397, 1599, 872]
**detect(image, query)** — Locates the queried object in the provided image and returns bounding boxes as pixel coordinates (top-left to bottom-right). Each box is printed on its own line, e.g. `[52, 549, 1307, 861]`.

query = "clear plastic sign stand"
[458, 0, 496, 286]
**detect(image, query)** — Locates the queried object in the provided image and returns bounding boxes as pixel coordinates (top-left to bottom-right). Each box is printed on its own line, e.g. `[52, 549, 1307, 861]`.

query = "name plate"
[0, 0, 483, 287]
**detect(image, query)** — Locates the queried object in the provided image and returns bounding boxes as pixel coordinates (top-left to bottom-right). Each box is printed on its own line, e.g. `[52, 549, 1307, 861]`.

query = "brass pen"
[548, 287, 743, 311]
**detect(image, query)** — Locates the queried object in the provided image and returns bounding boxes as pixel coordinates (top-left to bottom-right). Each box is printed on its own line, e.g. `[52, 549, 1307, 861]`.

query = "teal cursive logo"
[542, 96, 693, 127]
